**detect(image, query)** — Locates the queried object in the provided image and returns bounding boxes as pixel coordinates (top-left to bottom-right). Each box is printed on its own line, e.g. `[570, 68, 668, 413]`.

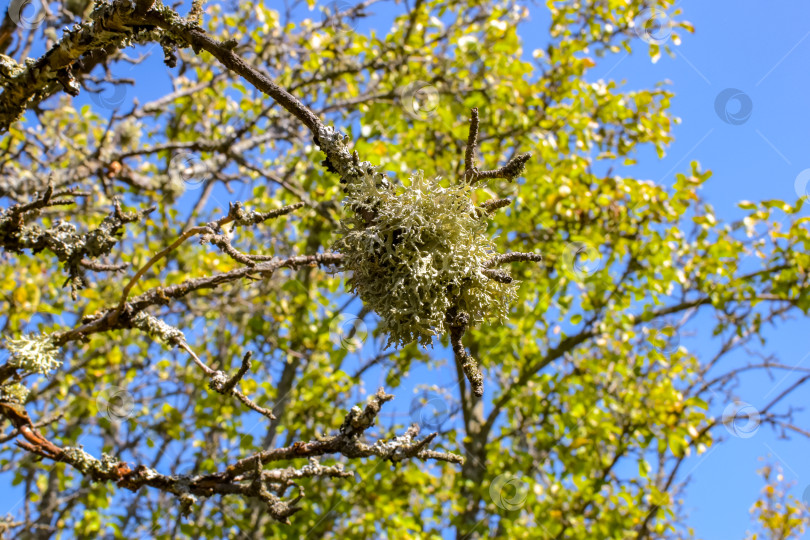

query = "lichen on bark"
[334, 170, 518, 348]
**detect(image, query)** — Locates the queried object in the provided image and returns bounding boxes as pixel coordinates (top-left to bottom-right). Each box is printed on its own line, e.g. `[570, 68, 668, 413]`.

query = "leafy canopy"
[0, 0, 808, 539]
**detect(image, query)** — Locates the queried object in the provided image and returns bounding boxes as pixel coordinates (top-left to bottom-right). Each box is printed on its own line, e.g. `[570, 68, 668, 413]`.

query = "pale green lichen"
[131, 311, 185, 346]
[334, 170, 517, 348]
[0, 382, 29, 404]
[5, 334, 62, 375]
[61, 447, 120, 477]
[0, 54, 24, 83]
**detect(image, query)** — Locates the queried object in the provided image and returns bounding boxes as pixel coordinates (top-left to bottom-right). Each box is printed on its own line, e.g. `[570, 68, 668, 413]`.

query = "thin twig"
[464, 107, 479, 180]
[484, 252, 543, 268]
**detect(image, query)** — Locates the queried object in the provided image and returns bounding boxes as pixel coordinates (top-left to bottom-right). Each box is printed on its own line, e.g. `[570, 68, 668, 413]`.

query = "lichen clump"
[335, 171, 517, 347]
[5, 334, 62, 375]
[0, 382, 29, 404]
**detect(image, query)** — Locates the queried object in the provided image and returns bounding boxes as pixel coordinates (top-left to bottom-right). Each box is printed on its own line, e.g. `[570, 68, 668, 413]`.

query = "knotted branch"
[463, 107, 532, 185]
[0, 388, 461, 524]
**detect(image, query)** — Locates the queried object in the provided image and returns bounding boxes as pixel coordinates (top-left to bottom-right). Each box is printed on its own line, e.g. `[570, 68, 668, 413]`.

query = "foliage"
[0, 0, 807, 539]
[746, 465, 810, 540]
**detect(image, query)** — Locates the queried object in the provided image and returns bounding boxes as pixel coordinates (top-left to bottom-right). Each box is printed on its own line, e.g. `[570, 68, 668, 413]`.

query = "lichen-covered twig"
[0, 186, 153, 297]
[0, 388, 461, 524]
[231, 202, 305, 227]
[464, 107, 480, 181]
[206, 351, 276, 420]
[53, 252, 344, 347]
[224, 388, 463, 479]
[78, 259, 129, 272]
[142, 5, 323, 135]
[0, 1, 163, 131]
[130, 312, 276, 420]
[481, 268, 514, 284]
[115, 201, 302, 313]
[201, 233, 258, 267]
[217, 352, 252, 395]
[462, 107, 531, 185]
[479, 198, 512, 214]
[484, 252, 544, 268]
[446, 309, 484, 398]
[471, 152, 532, 184]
